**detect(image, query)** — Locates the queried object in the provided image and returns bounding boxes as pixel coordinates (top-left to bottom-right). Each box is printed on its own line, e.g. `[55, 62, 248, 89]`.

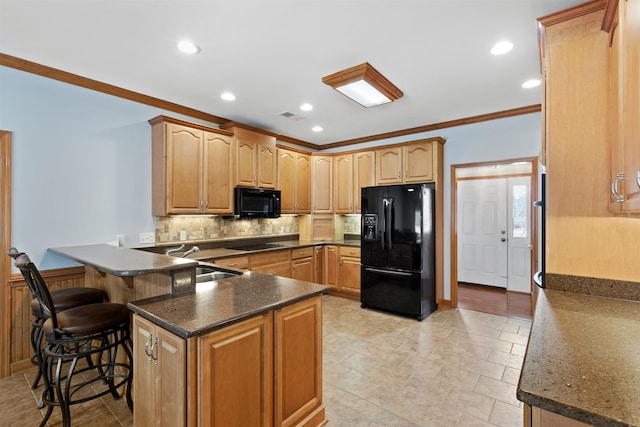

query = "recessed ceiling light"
[491, 41, 513, 55]
[177, 40, 200, 54]
[312, 126, 323, 132]
[300, 103, 313, 112]
[522, 79, 541, 89]
[221, 92, 236, 101]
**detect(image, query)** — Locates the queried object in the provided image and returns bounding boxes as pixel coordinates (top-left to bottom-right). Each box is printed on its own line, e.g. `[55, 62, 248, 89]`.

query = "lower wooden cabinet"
[323, 245, 361, 298]
[250, 249, 292, 278]
[291, 247, 315, 282]
[274, 296, 324, 426]
[132, 296, 325, 427]
[524, 403, 589, 427]
[339, 246, 361, 297]
[199, 313, 273, 427]
[133, 315, 187, 427]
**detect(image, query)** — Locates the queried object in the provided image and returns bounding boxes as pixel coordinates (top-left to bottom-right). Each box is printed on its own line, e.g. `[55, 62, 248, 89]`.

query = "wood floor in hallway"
[457, 283, 534, 321]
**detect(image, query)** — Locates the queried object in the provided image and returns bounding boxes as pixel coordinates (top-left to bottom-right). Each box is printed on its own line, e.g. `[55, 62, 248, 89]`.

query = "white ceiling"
[0, 0, 585, 147]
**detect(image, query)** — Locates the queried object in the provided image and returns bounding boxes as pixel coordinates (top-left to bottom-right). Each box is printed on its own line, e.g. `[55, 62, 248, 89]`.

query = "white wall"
[1, 65, 541, 298]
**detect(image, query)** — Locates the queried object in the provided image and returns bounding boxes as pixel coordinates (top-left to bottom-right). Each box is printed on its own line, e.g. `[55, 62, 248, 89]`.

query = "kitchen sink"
[195, 265, 242, 283]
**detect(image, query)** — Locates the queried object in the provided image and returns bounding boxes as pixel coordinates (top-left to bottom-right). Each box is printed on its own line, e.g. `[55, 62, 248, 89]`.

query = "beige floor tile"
[474, 375, 521, 407]
[2, 295, 529, 427]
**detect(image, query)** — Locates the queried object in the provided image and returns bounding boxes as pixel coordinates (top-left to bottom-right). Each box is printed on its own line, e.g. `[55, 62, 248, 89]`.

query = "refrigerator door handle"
[387, 197, 393, 251]
[364, 267, 413, 276]
[381, 198, 388, 250]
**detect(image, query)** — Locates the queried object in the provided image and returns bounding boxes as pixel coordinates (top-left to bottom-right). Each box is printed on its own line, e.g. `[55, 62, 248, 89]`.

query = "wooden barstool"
[8, 248, 107, 391]
[10, 251, 133, 427]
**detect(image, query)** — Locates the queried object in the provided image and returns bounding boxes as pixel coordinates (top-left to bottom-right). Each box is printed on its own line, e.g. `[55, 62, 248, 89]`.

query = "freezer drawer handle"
[364, 267, 412, 276]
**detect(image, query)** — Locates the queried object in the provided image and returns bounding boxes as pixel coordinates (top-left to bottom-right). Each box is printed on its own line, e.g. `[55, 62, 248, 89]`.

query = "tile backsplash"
[344, 215, 361, 235]
[155, 215, 299, 244]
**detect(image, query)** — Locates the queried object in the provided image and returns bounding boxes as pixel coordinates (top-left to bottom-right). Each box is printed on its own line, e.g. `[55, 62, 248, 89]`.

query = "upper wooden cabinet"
[334, 154, 354, 214]
[375, 140, 436, 185]
[150, 116, 234, 215]
[353, 151, 376, 212]
[334, 151, 376, 214]
[609, 0, 640, 213]
[222, 124, 277, 189]
[278, 148, 311, 214]
[311, 155, 333, 213]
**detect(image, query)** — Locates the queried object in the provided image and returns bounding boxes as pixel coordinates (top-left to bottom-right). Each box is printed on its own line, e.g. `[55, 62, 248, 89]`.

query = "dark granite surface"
[517, 289, 640, 426]
[165, 239, 360, 260]
[50, 244, 197, 276]
[546, 273, 640, 301]
[127, 273, 329, 338]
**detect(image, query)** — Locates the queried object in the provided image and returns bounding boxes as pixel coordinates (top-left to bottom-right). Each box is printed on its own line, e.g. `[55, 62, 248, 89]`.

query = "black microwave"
[234, 187, 281, 218]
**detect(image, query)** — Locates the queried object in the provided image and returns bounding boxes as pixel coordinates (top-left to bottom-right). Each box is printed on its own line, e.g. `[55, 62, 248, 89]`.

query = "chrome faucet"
[164, 244, 185, 256]
[182, 246, 200, 257]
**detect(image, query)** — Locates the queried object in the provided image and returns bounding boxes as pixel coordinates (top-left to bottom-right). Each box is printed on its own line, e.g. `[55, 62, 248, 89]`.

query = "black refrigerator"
[360, 183, 437, 320]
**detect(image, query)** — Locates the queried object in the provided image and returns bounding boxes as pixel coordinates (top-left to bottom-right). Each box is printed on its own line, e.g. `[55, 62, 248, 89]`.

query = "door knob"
[501, 238, 506, 242]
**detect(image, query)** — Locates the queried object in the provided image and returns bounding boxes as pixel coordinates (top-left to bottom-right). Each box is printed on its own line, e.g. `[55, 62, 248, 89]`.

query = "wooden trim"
[321, 105, 541, 149]
[601, 0, 619, 32]
[0, 131, 11, 378]
[450, 157, 538, 308]
[537, 0, 607, 28]
[0, 52, 229, 125]
[148, 115, 233, 136]
[275, 144, 313, 156]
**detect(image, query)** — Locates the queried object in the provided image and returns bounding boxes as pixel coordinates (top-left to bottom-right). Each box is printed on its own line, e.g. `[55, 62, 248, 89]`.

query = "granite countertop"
[517, 289, 640, 426]
[49, 244, 197, 276]
[127, 273, 329, 338]
[178, 238, 361, 260]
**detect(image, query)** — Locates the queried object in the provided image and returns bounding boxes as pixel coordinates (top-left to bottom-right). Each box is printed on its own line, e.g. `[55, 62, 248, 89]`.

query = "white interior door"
[457, 178, 508, 288]
[457, 176, 532, 292]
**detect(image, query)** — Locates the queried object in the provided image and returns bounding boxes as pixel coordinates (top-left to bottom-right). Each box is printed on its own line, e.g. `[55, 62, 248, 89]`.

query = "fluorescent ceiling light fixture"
[221, 92, 236, 101]
[300, 103, 313, 111]
[312, 126, 323, 132]
[322, 62, 403, 108]
[522, 79, 541, 89]
[491, 41, 513, 55]
[177, 40, 200, 54]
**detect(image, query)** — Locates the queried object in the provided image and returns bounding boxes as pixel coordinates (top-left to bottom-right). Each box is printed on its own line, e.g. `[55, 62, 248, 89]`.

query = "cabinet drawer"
[252, 261, 291, 277]
[249, 249, 290, 267]
[339, 246, 360, 258]
[214, 255, 249, 270]
[291, 247, 314, 260]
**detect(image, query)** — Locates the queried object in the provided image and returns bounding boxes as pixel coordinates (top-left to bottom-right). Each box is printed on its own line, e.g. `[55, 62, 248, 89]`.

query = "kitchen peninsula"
[50, 243, 329, 426]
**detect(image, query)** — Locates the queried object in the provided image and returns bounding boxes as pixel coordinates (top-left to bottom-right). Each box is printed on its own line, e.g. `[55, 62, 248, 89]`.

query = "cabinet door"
[278, 150, 296, 213]
[236, 138, 258, 187]
[354, 151, 375, 213]
[258, 144, 277, 189]
[340, 257, 361, 296]
[311, 156, 333, 213]
[167, 124, 203, 213]
[252, 261, 292, 278]
[203, 132, 234, 214]
[274, 296, 324, 427]
[324, 246, 339, 290]
[404, 142, 433, 182]
[314, 246, 324, 284]
[610, 8, 624, 212]
[199, 313, 273, 427]
[295, 153, 311, 213]
[133, 316, 156, 426]
[292, 257, 314, 282]
[376, 147, 403, 185]
[133, 315, 187, 427]
[622, 0, 640, 211]
[334, 154, 354, 213]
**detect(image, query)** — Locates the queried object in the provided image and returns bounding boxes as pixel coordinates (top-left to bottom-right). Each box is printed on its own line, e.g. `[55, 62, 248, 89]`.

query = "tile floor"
[0, 295, 531, 426]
